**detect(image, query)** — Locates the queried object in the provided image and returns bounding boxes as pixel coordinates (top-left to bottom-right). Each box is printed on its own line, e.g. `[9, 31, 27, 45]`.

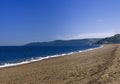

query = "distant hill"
[25, 34, 120, 46]
[96, 34, 120, 44]
[25, 39, 101, 46]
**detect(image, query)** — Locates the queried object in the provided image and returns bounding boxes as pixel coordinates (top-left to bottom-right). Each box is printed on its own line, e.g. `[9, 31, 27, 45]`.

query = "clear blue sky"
[0, 0, 120, 45]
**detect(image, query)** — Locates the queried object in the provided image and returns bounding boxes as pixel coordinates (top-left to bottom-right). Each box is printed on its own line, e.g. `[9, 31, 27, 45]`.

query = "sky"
[0, 0, 120, 45]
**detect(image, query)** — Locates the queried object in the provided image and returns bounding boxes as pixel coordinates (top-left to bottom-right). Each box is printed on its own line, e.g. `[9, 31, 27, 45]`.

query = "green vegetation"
[96, 34, 120, 44]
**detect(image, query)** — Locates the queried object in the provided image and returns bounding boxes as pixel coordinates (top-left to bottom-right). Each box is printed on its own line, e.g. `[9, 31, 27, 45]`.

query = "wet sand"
[0, 44, 120, 84]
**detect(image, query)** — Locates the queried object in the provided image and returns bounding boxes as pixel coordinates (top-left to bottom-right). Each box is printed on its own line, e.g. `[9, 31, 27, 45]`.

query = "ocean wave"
[0, 45, 103, 68]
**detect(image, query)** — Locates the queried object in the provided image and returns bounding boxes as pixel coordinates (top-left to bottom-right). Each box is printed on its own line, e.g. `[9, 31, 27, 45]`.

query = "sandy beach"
[0, 44, 120, 84]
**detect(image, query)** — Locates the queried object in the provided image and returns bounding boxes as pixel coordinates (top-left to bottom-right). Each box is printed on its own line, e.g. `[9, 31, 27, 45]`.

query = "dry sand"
[0, 44, 120, 84]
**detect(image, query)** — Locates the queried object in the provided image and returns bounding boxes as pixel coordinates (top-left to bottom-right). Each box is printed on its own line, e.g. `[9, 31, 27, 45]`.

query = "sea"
[0, 45, 100, 68]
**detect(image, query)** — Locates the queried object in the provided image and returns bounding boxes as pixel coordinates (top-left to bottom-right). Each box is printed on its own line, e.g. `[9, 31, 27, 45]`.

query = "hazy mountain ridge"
[25, 39, 101, 46]
[25, 34, 120, 46]
[96, 34, 120, 44]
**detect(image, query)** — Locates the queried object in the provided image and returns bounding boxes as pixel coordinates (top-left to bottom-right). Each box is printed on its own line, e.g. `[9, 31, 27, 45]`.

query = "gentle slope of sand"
[0, 44, 120, 84]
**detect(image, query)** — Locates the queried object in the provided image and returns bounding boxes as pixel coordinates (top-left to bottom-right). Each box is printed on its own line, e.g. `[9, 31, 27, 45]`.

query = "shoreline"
[0, 45, 103, 68]
[0, 44, 119, 83]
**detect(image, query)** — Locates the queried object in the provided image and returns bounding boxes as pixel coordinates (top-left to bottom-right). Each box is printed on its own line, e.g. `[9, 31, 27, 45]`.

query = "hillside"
[96, 34, 120, 44]
[25, 39, 100, 46]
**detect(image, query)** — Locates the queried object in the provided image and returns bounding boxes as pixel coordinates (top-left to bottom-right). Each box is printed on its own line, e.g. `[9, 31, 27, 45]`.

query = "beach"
[0, 44, 119, 84]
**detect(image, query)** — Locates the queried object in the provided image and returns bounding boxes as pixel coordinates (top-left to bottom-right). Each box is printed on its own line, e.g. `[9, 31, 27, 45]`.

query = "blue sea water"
[0, 45, 99, 66]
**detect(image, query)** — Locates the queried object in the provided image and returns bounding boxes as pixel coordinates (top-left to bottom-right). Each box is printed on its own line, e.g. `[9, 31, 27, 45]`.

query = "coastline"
[1, 44, 119, 84]
[0, 45, 102, 68]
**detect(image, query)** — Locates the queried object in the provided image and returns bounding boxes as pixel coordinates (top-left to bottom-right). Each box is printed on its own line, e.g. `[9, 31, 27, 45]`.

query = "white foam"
[0, 45, 103, 68]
